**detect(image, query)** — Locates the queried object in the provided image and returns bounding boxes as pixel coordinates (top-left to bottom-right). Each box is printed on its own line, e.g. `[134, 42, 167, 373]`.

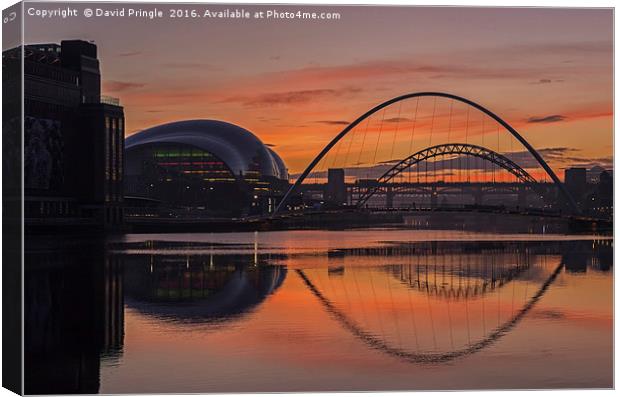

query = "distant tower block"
[564, 167, 587, 207]
[326, 168, 346, 205]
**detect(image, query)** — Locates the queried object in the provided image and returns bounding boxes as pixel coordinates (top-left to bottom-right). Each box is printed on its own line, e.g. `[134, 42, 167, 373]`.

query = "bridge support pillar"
[430, 186, 438, 209]
[386, 186, 394, 208]
[473, 186, 484, 206]
[518, 186, 527, 209]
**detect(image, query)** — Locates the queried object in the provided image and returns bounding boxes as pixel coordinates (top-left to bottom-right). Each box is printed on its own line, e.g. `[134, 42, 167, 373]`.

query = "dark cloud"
[163, 62, 221, 70]
[538, 147, 578, 157]
[385, 117, 412, 123]
[315, 120, 350, 126]
[294, 156, 499, 180]
[294, 146, 611, 180]
[504, 147, 577, 167]
[119, 50, 142, 57]
[222, 87, 362, 107]
[564, 156, 614, 169]
[530, 78, 566, 85]
[504, 148, 613, 169]
[103, 80, 146, 92]
[527, 115, 567, 124]
[531, 310, 565, 320]
[257, 116, 281, 123]
[494, 41, 611, 61]
[259, 40, 611, 89]
[282, 61, 546, 82]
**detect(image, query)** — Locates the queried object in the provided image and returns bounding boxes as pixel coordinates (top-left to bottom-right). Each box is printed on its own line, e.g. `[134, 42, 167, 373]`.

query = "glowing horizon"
[24, 4, 613, 177]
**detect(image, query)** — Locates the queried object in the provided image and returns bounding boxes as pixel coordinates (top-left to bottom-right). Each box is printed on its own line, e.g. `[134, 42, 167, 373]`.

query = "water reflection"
[295, 240, 611, 367]
[124, 254, 286, 324]
[296, 241, 611, 363]
[24, 234, 613, 393]
[25, 238, 123, 394]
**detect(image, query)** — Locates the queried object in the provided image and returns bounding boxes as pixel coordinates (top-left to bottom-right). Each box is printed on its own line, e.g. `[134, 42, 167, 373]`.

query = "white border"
[0, 1, 616, 397]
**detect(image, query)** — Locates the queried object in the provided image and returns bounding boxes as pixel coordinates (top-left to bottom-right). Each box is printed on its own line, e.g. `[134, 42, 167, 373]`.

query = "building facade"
[3, 40, 125, 228]
[565, 167, 613, 217]
[124, 120, 289, 217]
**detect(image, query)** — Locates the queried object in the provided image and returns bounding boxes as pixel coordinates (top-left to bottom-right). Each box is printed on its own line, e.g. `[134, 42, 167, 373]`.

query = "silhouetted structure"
[565, 167, 613, 217]
[3, 40, 125, 229]
[564, 167, 587, 207]
[275, 92, 581, 215]
[24, 238, 124, 394]
[586, 170, 613, 217]
[326, 168, 346, 205]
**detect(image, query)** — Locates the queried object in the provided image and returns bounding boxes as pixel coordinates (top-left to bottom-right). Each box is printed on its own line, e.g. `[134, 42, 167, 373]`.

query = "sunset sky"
[25, 4, 613, 175]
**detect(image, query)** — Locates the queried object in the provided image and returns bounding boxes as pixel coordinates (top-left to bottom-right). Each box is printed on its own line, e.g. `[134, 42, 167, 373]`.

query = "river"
[24, 229, 613, 393]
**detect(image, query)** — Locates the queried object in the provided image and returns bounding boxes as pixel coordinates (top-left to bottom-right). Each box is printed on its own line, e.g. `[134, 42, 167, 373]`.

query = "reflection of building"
[3, 40, 125, 228]
[124, 120, 289, 217]
[562, 239, 613, 273]
[24, 239, 124, 394]
[123, 254, 286, 322]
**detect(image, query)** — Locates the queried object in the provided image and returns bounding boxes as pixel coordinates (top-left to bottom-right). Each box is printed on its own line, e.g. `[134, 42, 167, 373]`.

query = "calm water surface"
[25, 229, 613, 393]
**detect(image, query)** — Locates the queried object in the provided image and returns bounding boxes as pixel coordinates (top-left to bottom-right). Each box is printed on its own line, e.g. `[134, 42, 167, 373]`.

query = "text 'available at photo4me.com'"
[26, 4, 343, 21]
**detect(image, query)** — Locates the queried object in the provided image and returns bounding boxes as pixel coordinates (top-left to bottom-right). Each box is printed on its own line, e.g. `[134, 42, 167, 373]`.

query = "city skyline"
[24, 4, 613, 175]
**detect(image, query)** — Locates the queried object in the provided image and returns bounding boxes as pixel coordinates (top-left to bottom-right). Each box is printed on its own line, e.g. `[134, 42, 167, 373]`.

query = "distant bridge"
[298, 180, 557, 210]
[355, 143, 543, 208]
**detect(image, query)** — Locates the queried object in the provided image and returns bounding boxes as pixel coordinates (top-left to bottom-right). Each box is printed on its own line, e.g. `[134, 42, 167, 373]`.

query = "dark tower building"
[3, 40, 125, 229]
[59, 40, 101, 103]
[326, 168, 347, 205]
[587, 170, 613, 217]
[564, 167, 587, 209]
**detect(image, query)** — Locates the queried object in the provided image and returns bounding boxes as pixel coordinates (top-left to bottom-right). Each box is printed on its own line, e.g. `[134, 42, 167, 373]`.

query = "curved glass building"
[125, 120, 289, 216]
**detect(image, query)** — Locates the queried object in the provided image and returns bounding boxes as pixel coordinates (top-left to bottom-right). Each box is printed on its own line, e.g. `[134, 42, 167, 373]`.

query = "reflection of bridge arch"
[275, 92, 579, 214]
[356, 143, 540, 208]
[388, 260, 530, 302]
[297, 262, 563, 364]
[326, 242, 535, 301]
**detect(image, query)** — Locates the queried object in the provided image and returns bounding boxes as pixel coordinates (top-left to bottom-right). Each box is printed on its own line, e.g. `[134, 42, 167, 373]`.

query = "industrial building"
[3, 40, 125, 229]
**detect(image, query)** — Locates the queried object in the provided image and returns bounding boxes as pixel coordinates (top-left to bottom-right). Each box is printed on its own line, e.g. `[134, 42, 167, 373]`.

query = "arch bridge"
[274, 92, 579, 215]
[356, 142, 542, 208]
